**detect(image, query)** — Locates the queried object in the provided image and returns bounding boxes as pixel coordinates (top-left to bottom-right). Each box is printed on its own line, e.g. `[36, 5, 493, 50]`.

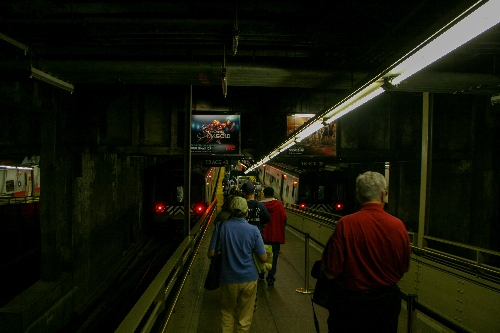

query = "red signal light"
[194, 203, 207, 215]
[155, 203, 166, 213]
[299, 203, 307, 210]
[334, 202, 344, 211]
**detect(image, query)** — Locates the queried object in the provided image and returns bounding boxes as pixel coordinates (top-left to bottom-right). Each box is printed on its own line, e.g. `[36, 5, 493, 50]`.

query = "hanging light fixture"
[221, 45, 227, 98]
[30, 66, 74, 94]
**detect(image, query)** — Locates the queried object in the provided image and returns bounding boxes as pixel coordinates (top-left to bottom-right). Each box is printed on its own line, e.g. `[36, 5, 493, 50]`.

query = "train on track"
[258, 162, 353, 215]
[0, 162, 40, 199]
[258, 161, 391, 216]
[143, 163, 220, 235]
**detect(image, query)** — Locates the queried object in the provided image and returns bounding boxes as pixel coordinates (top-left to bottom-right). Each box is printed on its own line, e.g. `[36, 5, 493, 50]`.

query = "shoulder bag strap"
[215, 220, 224, 253]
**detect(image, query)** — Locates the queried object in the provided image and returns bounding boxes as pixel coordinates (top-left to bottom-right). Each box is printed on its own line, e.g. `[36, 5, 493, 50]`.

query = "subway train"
[258, 162, 353, 215]
[0, 163, 40, 199]
[258, 161, 389, 216]
[143, 163, 219, 234]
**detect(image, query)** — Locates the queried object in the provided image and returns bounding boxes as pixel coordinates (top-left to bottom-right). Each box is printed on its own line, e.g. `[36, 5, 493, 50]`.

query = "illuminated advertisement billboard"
[286, 115, 337, 156]
[191, 114, 241, 155]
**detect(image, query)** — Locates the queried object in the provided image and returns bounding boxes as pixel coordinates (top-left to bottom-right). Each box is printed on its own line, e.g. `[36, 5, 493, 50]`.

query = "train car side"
[259, 163, 351, 215]
[0, 165, 40, 198]
[259, 164, 299, 206]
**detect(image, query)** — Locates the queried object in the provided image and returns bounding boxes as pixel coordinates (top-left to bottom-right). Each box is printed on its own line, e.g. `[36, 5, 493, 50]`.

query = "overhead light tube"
[295, 121, 324, 140]
[390, 0, 500, 85]
[324, 84, 385, 124]
[249, 0, 500, 170]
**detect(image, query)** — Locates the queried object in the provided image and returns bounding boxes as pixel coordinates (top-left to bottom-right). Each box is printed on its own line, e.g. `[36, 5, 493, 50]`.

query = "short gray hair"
[356, 171, 386, 203]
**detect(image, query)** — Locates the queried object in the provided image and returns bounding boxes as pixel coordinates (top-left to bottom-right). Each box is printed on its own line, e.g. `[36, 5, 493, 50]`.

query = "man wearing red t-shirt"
[321, 171, 410, 333]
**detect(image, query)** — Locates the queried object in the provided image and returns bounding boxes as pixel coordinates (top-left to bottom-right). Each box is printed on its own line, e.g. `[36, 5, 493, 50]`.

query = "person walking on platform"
[321, 171, 410, 333]
[207, 197, 267, 333]
[241, 182, 271, 238]
[260, 187, 287, 287]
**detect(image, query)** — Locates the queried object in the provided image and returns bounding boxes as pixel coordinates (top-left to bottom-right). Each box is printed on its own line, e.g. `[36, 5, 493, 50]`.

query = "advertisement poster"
[286, 115, 337, 156]
[191, 114, 241, 155]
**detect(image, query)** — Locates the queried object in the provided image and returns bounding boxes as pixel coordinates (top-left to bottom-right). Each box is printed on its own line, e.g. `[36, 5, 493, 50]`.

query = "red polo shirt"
[322, 203, 410, 291]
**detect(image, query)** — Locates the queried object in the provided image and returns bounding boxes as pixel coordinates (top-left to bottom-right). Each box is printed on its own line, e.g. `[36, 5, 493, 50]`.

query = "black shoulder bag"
[204, 220, 224, 290]
[311, 260, 333, 333]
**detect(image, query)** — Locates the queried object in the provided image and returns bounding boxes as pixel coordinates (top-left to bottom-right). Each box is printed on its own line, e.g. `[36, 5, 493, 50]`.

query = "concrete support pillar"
[417, 92, 433, 248]
[171, 101, 178, 148]
[132, 92, 140, 146]
[183, 86, 192, 239]
[40, 101, 60, 281]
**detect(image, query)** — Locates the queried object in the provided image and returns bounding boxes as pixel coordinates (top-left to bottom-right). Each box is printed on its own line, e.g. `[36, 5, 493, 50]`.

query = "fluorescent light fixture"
[324, 85, 385, 124]
[0, 165, 33, 170]
[30, 66, 74, 94]
[247, 0, 500, 171]
[279, 140, 296, 151]
[390, 0, 500, 85]
[291, 114, 316, 118]
[269, 151, 280, 159]
[296, 121, 324, 139]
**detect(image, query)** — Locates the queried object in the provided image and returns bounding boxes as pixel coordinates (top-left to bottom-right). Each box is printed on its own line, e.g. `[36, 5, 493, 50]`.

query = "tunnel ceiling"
[1, 0, 500, 95]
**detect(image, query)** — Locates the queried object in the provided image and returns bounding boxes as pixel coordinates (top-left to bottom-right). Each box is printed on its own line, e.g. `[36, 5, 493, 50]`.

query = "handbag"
[311, 260, 331, 308]
[204, 220, 224, 290]
[311, 260, 333, 333]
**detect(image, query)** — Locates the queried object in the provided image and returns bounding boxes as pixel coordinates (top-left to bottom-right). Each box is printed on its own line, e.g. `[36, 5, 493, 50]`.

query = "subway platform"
[165, 224, 440, 333]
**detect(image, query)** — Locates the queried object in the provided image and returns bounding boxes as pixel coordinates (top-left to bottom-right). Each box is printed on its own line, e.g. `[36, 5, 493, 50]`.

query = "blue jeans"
[264, 242, 280, 281]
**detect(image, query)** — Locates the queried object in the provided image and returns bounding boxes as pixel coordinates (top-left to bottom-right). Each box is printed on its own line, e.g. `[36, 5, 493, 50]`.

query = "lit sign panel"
[286, 115, 337, 157]
[191, 114, 241, 155]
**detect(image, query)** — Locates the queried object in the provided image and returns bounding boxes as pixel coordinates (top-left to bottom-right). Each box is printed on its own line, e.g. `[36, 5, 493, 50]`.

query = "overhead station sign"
[191, 114, 241, 155]
[298, 159, 326, 169]
[202, 159, 230, 167]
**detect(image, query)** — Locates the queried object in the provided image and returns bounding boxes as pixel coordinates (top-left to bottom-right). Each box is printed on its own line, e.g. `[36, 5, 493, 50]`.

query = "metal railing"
[0, 195, 40, 204]
[284, 206, 500, 333]
[115, 199, 217, 333]
[407, 232, 500, 283]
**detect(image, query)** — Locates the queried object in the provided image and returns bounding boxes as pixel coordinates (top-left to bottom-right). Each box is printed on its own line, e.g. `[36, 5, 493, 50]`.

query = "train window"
[318, 186, 325, 200]
[176, 186, 184, 203]
[6, 180, 14, 192]
[286, 185, 290, 196]
[332, 184, 345, 200]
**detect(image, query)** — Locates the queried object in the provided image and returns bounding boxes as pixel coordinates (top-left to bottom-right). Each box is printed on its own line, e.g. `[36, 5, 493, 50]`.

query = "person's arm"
[254, 228, 268, 262]
[321, 222, 343, 280]
[207, 222, 220, 259]
[260, 202, 272, 227]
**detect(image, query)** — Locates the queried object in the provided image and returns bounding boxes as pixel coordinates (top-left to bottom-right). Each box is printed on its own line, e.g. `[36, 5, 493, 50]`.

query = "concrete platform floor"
[166, 223, 447, 333]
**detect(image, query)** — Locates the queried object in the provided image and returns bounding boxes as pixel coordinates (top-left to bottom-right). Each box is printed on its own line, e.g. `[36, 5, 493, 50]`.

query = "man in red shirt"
[260, 187, 287, 287]
[321, 171, 410, 333]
